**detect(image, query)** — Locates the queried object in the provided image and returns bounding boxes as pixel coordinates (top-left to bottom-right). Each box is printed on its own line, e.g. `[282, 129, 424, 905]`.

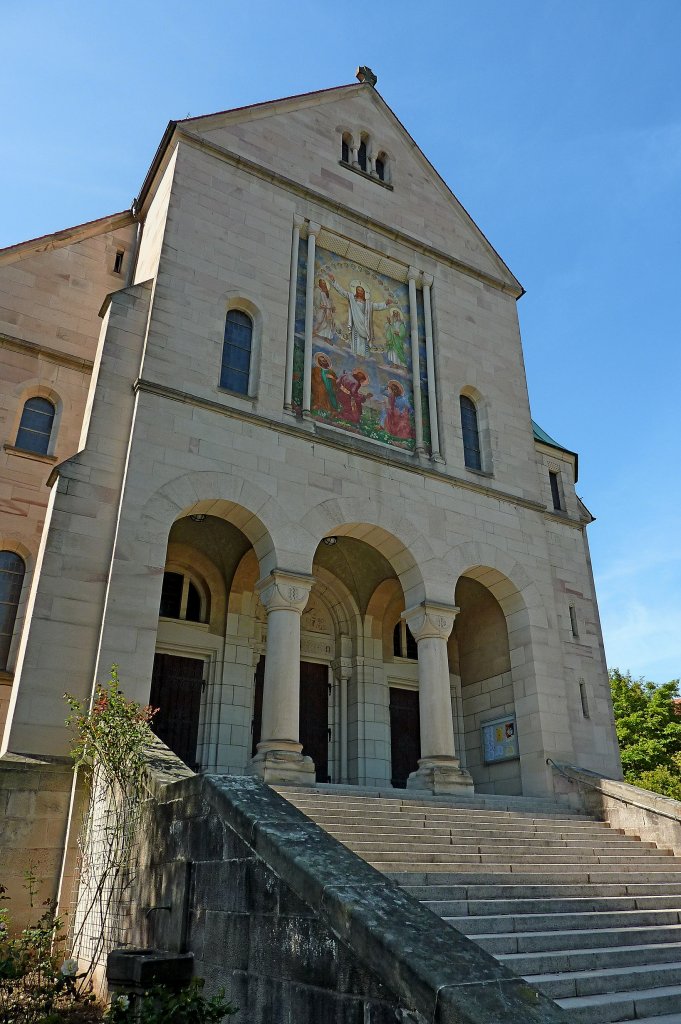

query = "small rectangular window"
[549, 471, 562, 510]
[569, 605, 579, 638]
[579, 680, 590, 719]
[113, 250, 124, 274]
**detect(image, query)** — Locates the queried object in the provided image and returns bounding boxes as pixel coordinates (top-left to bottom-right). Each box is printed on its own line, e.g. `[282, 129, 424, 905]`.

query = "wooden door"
[150, 653, 204, 769]
[389, 687, 421, 789]
[300, 661, 329, 783]
[251, 659, 329, 781]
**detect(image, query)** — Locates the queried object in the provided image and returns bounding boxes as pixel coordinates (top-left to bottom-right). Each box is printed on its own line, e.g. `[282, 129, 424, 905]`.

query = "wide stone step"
[556, 982, 681, 1023]
[341, 839, 665, 858]
[447, 907, 681, 935]
[362, 852, 681, 869]
[471, 923, 681, 956]
[276, 789, 583, 815]
[326, 827, 645, 847]
[526, 959, 681, 999]
[400, 881, 681, 900]
[289, 804, 596, 825]
[423, 894, 681, 917]
[497, 940, 681, 976]
[385, 868, 681, 883]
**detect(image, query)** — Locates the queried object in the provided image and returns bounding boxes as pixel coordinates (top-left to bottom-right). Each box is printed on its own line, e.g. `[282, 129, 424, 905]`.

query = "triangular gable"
[153, 82, 521, 295]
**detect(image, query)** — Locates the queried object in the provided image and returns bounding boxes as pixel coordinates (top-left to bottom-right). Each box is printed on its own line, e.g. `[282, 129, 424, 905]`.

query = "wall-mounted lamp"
[322, 536, 338, 546]
[190, 514, 207, 523]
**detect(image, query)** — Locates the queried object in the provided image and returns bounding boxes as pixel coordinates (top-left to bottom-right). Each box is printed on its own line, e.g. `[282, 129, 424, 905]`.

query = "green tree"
[609, 668, 681, 798]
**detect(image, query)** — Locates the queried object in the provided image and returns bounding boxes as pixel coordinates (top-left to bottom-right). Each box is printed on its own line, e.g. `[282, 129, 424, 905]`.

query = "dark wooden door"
[150, 653, 204, 769]
[251, 659, 329, 781]
[300, 661, 329, 783]
[389, 687, 421, 788]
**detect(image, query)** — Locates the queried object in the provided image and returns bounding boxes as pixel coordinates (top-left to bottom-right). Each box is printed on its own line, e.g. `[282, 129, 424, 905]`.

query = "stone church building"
[0, 70, 621, 890]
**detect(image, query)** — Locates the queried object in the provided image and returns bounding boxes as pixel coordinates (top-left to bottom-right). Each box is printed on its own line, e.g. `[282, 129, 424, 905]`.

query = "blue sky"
[3, 1, 679, 682]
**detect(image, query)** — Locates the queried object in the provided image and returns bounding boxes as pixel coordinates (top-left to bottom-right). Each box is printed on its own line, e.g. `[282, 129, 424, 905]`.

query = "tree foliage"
[609, 668, 681, 798]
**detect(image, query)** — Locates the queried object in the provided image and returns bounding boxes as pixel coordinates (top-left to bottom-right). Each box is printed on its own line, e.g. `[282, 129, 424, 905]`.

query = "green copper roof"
[532, 419, 579, 481]
[532, 420, 562, 448]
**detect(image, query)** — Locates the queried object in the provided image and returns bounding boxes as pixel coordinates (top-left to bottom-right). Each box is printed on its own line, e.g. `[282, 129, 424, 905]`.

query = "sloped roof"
[532, 419, 579, 481]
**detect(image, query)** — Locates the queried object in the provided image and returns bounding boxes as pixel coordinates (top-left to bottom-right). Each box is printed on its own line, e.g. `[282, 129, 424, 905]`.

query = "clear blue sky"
[4, 0, 679, 682]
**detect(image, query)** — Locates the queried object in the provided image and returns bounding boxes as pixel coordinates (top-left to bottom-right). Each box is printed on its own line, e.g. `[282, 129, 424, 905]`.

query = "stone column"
[248, 570, 316, 785]
[350, 143, 359, 168]
[407, 267, 425, 455]
[422, 274, 443, 462]
[403, 602, 474, 794]
[302, 222, 320, 418]
[284, 214, 304, 411]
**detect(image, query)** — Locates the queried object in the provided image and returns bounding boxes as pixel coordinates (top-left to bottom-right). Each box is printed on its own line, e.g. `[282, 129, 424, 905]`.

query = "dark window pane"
[460, 395, 482, 470]
[341, 138, 349, 163]
[393, 622, 401, 657]
[222, 311, 252, 394]
[405, 625, 418, 660]
[376, 157, 385, 181]
[550, 471, 562, 510]
[0, 551, 25, 671]
[16, 397, 55, 455]
[358, 140, 367, 172]
[159, 572, 183, 618]
[186, 581, 202, 623]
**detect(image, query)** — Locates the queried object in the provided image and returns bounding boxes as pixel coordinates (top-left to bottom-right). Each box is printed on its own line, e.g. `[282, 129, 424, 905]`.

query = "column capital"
[402, 602, 459, 641]
[257, 570, 314, 614]
[293, 214, 305, 229]
[407, 266, 421, 284]
[422, 273, 433, 288]
[307, 221, 321, 238]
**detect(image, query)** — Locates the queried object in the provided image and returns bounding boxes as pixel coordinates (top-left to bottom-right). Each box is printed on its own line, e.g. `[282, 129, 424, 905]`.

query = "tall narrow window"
[460, 395, 482, 470]
[358, 138, 368, 172]
[220, 309, 253, 395]
[375, 153, 386, 181]
[0, 551, 25, 671]
[579, 680, 590, 719]
[341, 135, 350, 164]
[15, 397, 55, 455]
[393, 621, 418, 660]
[549, 470, 562, 511]
[569, 605, 579, 638]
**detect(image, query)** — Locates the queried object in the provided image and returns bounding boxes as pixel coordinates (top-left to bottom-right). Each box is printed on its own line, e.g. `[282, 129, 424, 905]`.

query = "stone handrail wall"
[548, 759, 681, 855]
[130, 740, 568, 1023]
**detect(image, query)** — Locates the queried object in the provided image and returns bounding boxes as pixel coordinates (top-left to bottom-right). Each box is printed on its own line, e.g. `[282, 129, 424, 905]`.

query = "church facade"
[0, 72, 621, 816]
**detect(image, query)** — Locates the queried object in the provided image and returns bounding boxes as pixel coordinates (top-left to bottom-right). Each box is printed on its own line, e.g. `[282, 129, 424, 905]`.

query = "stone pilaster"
[247, 570, 316, 785]
[284, 215, 304, 411]
[403, 602, 474, 794]
[302, 222, 320, 418]
[407, 267, 425, 455]
[422, 274, 443, 462]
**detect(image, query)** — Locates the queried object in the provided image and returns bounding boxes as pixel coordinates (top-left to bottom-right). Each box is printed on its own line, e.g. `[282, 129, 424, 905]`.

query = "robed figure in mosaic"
[327, 273, 393, 357]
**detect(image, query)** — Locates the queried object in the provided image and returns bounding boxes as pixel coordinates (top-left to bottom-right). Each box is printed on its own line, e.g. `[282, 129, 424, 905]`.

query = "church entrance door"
[251, 658, 329, 782]
[389, 687, 420, 788]
[150, 653, 204, 769]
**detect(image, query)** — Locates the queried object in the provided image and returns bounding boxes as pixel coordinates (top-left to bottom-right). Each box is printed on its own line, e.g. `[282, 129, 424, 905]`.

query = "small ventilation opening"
[113, 250, 124, 274]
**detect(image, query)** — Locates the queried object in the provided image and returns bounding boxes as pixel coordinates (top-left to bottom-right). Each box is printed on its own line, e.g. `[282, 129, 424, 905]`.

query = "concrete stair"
[274, 785, 681, 1023]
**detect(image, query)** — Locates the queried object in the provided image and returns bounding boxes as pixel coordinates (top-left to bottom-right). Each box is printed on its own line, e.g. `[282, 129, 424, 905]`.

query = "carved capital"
[257, 570, 314, 615]
[293, 214, 305, 229]
[307, 221, 321, 239]
[402, 602, 459, 642]
[407, 266, 421, 284]
[422, 273, 433, 289]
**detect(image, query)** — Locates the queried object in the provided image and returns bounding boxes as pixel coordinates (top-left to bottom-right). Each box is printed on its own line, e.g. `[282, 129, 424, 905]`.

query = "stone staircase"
[274, 785, 681, 1024]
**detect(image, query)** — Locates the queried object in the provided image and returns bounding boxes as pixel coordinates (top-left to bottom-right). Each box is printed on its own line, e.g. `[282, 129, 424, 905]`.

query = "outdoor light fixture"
[322, 536, 338, 546]
[190, 514, 207, 523]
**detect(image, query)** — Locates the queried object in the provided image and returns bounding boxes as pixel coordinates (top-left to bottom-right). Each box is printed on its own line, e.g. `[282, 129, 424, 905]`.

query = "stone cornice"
[132, 377, 587, 531]
[175, 127, 523, 299]
[0, 332, 94, 371]
[0, 211, 134, 267]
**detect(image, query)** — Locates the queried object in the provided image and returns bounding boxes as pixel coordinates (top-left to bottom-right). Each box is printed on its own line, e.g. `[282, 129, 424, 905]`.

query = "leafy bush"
[610, 669, 681, 799]
[0, 873, 98, 1024]
[105, 980, 235, 1023]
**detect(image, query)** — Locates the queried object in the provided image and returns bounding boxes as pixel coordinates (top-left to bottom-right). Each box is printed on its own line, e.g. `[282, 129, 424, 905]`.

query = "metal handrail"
[547, 757, 681, 825]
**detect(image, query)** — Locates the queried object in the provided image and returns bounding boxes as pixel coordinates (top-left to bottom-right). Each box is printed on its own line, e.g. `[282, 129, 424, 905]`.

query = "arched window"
[159, 571, 208, 623]
[15, 397, 55, 455]
[393, 621, 418, 660]
[220, 309, 253, 395]
[341, 134, 350, 164]
[358, 138, 368, 173]
[460, 394, 482, 470]
[0, 551, 25, 671]
[375, 152, 386, 181]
